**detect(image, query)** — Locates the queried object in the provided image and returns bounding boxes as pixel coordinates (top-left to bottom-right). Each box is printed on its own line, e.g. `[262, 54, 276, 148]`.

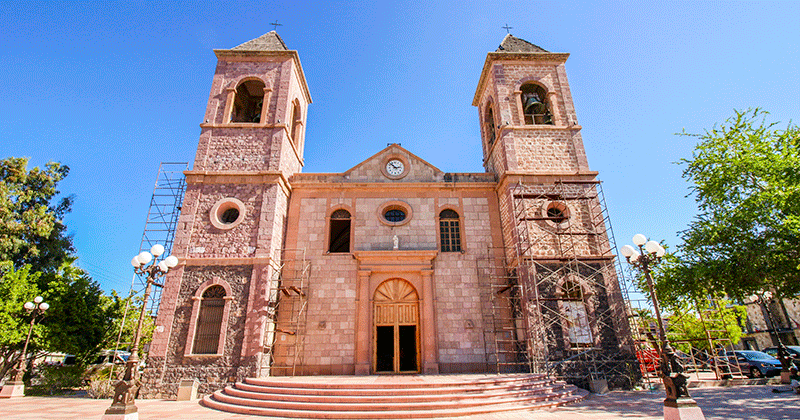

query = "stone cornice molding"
[213, 49, 312, 103]
[290, 180, 496, 191]
[184, 170, 292, 196]
[353, 250, 438, 272]
[473, 52, 570, 106]
[181, 256, 277, 267]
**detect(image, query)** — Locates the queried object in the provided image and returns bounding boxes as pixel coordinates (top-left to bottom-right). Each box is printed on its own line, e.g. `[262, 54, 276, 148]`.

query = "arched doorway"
[373, 279, 420, 373]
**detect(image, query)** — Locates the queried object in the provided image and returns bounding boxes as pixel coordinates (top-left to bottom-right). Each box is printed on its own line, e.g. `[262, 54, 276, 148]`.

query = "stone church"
[143, 31, 636, 397]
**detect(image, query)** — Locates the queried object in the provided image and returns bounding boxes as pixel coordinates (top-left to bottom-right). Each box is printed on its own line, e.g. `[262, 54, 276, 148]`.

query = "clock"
[386, 159, 405, 176]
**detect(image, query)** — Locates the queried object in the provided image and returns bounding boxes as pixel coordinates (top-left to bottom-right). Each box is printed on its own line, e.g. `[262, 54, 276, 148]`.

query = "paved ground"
[0, 384, 797, 420]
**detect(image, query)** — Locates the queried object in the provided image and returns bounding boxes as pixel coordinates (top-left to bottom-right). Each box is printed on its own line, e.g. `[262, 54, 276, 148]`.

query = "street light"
[103, 244, 177, 419]
[748, 291, 791, 383]
[0, 297, 50, 398]
[622, 234, 706, 420]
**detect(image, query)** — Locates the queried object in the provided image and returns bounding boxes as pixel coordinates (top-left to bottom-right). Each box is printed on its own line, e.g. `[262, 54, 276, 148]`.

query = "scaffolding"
[262, 248, 311, 376]
[133, 162, 188, 316]
[482, 179, 638, 387]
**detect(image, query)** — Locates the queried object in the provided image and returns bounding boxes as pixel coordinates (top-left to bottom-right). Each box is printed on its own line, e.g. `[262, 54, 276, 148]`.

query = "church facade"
[142, 32, 636, 398]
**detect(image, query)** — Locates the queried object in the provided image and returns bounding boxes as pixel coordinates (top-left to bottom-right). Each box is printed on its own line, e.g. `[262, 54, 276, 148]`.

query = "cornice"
[213, 49, 312, 104]
[184, 170, 292, 195]
[472, 52, 570, 106]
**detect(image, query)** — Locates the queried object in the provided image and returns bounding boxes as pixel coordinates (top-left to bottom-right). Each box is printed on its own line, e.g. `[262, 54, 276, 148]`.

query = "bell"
[524, 97, 546, 115]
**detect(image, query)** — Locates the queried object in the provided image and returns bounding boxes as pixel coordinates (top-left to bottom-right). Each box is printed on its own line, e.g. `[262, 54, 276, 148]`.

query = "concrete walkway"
[0, 385, 797, 420]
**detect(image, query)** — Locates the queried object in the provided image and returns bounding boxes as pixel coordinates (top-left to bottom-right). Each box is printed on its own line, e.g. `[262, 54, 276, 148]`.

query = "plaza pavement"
[0, 385, 797, 420]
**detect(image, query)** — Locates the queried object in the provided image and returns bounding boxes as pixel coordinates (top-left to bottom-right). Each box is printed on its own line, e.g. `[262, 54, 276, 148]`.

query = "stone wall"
[142, 266, 252, 398]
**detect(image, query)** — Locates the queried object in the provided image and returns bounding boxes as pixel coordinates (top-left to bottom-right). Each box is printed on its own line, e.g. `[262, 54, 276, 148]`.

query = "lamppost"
[748, 291, 791, 383]
[621, 234, 705, 420]
[103, 244, 177, 420]
[0, 296, 49, 398]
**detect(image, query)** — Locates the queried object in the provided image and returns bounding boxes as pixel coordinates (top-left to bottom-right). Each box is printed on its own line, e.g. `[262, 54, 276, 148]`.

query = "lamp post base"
[101, 414, 138, 420]
[664, 397, 706, 420]
[780, 371, 792, 384]
[0, 380, 25, 398]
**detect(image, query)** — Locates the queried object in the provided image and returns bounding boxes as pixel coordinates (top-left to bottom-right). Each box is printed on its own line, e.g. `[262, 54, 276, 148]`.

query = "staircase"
[201, 373, 587, 418]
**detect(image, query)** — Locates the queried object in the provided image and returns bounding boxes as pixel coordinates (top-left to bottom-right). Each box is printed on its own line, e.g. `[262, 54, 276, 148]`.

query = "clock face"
[386, 159, 405, 176]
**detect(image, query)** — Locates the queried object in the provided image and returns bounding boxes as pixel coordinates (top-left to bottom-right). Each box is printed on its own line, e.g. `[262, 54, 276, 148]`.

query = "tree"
[0, 263, 41, 378]
[670, 109, 800, 300]
[0, 157, 125, 381]
[0, 157, 73, 272]
[38, 262, 124, 365]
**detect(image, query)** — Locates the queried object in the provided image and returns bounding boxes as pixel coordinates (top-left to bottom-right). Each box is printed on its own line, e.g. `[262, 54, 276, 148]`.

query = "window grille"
[193, 285, 226, 354]
[439, 209, 462, 252]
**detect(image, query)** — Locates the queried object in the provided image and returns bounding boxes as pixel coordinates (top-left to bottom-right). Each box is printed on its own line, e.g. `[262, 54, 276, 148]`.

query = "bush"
[26, 365, 85, 396]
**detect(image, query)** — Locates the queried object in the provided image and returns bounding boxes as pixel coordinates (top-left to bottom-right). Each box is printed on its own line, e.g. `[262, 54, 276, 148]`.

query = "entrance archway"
[373, 279, 420, 373]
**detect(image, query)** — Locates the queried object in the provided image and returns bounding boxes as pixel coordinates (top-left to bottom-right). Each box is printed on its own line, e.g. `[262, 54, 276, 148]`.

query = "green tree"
[0, 263, 41, 377]
[664, 299, 746, 352]
[0, 157, 126, 382]
[0, 157, 73, 272]
[671, 109, 800, 300]
[38, 262, 124, 365]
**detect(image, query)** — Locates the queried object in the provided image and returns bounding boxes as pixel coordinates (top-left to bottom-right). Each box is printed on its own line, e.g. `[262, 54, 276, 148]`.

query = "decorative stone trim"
[377, 200, 412, 227]
[210, 197, 246, 230]
[184, 278, 234, 357]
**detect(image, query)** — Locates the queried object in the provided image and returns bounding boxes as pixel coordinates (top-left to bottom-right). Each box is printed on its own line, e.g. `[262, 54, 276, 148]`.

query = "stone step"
[243, 373, 549, 390]
[219, 384, 572, 407]
[237, 377, 557, 396]
[201, 374, 588, 419]
[202, 391, 587, 419]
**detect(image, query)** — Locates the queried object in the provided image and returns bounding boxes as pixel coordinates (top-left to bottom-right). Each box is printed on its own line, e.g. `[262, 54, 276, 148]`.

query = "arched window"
[484, 104, 496, 147]
[290, 100, 302, 146]
[231, 80, 265, 123]
[520, 84, 552, 125]
[192, 285, 226, 354]
[561, 280, 592, 346]
[439, 209, 462, 252]
[329, 209, 351, 253]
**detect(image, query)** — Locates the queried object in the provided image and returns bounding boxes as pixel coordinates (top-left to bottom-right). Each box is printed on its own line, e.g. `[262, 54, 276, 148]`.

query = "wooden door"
[373, 279, 420, 373]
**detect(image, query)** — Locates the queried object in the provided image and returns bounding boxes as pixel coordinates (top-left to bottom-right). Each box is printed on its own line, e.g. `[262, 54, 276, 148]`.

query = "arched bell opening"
[521, 84, 553, 125]
[373, 279, 420, 373]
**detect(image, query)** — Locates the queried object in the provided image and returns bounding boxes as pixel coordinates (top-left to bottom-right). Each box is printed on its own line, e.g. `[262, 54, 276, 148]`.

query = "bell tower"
[144, 32, 311, 396]
[473, 34, 591, 178]
[473, 35, 635, 386]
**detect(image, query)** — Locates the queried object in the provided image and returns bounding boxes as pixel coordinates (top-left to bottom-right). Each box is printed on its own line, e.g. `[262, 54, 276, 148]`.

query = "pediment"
[341, 144, 444, 183]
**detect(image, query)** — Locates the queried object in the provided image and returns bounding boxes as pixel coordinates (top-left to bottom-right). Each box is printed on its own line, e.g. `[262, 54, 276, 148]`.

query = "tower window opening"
[329, 209, 351, 253]
[220, 208, 240, 224]
[231, 80, 265, 123]
[484, 104, 496, 147]
[546, 202, 568, 224]
[521, 84, 552, 125]
[439, 209, 462, 252]
[290, 101, 302, 143]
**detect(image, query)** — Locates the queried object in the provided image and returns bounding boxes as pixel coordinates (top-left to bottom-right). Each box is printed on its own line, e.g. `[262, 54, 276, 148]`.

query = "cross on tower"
[502, 24, 513, 34]
[270, 20, 283, 31]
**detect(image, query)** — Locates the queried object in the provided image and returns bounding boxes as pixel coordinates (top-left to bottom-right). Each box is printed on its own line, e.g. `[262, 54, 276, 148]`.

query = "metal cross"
[502, 24, 513, 34]
[270, 20, 283, 31]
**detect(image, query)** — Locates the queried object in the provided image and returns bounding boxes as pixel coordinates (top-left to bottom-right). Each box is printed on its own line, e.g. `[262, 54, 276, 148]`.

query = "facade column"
[354, 270, 372, 375]
[421, 269, 439, 374]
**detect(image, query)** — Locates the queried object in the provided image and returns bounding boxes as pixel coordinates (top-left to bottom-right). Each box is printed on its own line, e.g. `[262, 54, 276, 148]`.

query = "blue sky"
[1, 1, 798, 294]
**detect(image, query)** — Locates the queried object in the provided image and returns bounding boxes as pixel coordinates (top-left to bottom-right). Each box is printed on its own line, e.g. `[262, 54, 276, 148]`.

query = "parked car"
[727, 350, 782, 378]
[763, 345, 800, 369]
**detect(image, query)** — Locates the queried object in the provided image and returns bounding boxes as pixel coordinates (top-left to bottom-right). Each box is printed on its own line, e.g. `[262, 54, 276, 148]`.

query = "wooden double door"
[373, 279, 420, 373]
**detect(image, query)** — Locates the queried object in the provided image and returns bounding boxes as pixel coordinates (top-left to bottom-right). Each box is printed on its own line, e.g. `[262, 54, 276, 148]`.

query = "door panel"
[373, 279, 420, 373]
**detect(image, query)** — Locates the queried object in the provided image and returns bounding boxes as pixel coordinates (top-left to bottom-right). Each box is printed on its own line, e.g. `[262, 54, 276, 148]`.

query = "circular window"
[378, 201, 412, 226]
[384, 209, 406, 222]
[210, 198, 246, 230]
[544, 202, 569, 225]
